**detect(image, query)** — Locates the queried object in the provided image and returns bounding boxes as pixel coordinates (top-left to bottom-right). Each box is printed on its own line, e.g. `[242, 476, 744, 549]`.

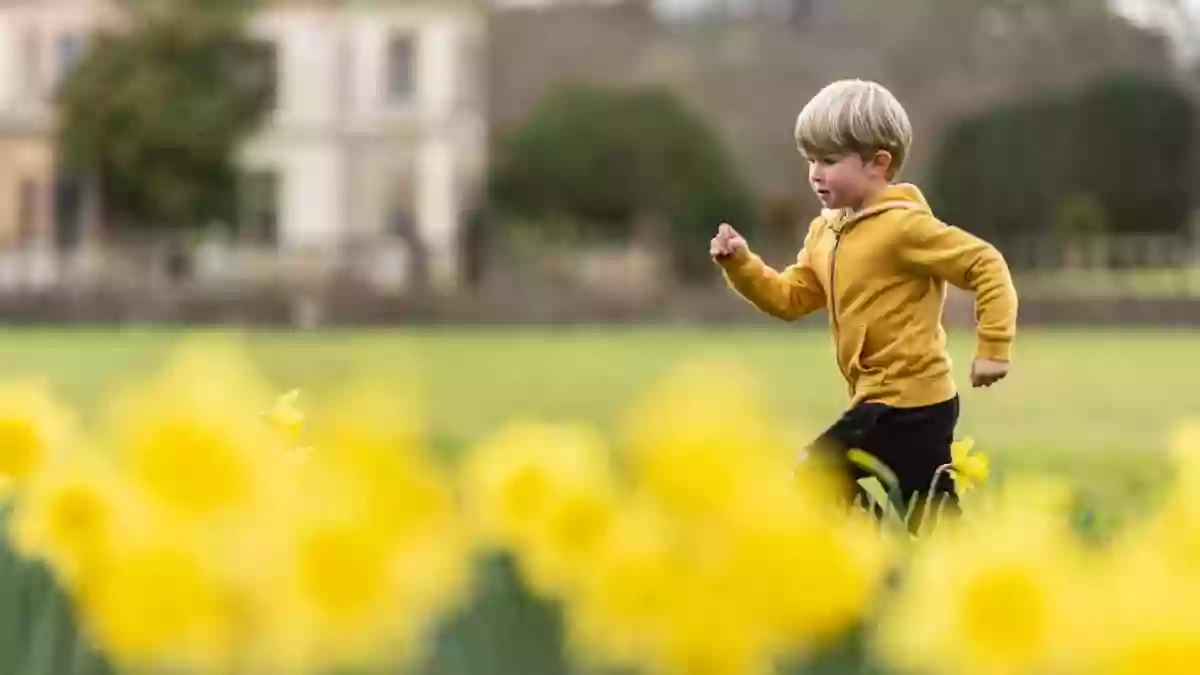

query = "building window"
[238, 170, 280, 245]
[386, 34, 416, 103]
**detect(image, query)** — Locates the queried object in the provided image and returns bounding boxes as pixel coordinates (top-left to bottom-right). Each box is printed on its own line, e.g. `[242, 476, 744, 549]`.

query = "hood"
[823, 183, 932, 233]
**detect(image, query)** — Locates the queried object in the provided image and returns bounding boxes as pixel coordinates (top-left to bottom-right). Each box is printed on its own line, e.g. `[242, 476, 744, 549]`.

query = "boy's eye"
[808, 156, 840, 166]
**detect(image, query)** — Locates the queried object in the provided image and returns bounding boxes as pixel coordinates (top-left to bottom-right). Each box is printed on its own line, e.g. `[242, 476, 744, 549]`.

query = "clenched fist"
[970, 358, 1009, 388]
[710, 223, 748, 259]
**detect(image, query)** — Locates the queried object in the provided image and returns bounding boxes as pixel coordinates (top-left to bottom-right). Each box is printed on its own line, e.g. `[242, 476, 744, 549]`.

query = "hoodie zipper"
[828, 228, 849, 393]
[828, 229, 842, 335]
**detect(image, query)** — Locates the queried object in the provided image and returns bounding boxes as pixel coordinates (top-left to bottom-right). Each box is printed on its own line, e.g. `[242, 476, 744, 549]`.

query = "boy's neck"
[842, 182, 893, 215]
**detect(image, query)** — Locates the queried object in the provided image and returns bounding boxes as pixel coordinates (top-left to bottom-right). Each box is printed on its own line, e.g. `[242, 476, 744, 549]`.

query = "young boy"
[710, 79, 1018, 531]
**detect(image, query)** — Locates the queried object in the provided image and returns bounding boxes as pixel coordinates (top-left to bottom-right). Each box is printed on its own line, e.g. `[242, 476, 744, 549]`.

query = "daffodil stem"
[915, 464, 954, 537]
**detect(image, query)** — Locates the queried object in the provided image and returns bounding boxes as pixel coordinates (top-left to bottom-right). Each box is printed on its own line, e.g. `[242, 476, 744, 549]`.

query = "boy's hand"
[971, 358, 1009, 388]
[710, 223, 748, 259]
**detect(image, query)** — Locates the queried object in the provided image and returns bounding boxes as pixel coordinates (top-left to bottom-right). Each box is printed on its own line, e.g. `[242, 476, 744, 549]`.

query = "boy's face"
[806, 150, 892, 210]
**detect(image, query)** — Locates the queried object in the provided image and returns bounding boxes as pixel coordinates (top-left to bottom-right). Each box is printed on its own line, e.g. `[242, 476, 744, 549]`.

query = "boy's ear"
[870, 150, 894, 176]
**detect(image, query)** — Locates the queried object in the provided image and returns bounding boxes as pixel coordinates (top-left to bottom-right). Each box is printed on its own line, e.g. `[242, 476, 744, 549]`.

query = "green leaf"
[847, 450, 900, 501]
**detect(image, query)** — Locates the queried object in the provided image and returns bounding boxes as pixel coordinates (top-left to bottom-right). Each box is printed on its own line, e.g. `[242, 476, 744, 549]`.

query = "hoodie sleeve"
[898, 213, 1018, 362]
[715, 220, 826, 322]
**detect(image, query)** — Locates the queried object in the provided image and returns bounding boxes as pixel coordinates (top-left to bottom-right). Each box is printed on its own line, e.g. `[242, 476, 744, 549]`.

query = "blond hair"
[794, 79, 913, 179]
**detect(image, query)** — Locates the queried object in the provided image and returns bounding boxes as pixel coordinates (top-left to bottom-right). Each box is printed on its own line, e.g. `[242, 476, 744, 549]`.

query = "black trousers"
[802, 395, 961, 534]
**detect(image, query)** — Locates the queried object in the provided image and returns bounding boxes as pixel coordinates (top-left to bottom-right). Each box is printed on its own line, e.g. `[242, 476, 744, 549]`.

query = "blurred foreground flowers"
[3, 340, 1200, 674]
[463, 360, 891, 675]
[5, 337, 469, 675]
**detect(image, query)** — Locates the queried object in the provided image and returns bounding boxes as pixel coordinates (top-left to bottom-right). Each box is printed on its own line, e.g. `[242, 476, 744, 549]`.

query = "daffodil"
[566, 500, 679, 672]
[873, 476, 1086, 675]
[1080, 547, 1200, 675]
[950, 437, 990, 496]
[721, 494, 891, 653]
[249, 477, 469, 674]
[618, 359, 798, 524]
[0, 337, 484, 675]
[245, 380, 471, 674]
[79, 527, 235, 673]
[658, 576, 777, 675]
[9, 449, 128, 591]
[1083, 429, 1200, 674]
[102, 344, 276, 523]
[0, 377, 76, 489]
[306, 383, 454, 544]
[1170, 421, 1200, 457]
[114, 399, 268, 520]
[250, 515, 414, 673]
[555, 361, 889, 675]
[462, 421, 619, 597]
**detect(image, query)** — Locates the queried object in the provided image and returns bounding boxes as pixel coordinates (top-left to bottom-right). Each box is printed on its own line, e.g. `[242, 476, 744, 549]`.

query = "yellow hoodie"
[717, 183, 1018, 408]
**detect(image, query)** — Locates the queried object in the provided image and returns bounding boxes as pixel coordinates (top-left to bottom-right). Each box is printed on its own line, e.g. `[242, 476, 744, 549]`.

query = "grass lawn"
[1017, 266, 1200, 298]
[0, 325, 1190, 518]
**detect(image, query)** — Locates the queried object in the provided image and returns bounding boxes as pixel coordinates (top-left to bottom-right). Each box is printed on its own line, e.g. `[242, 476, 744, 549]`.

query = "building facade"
[0, 0, 486, 289]
[0, 0, 108, 251]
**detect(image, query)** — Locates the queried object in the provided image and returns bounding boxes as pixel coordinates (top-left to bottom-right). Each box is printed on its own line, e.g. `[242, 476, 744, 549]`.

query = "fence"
[995, 232, 1200, 299]
[0, 232, 1197, 327]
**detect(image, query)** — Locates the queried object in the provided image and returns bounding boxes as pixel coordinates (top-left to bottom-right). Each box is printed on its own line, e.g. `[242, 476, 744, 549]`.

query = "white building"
[0, 0, 487, 290]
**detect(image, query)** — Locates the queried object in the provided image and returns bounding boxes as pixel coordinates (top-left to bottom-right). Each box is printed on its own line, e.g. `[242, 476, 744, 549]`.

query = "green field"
[0, 325, 1190, 515]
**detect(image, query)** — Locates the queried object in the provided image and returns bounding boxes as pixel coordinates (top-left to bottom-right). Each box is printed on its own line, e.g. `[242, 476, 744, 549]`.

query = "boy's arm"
[898, 214, 1018, 362]
[715, 224, 825, 322]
